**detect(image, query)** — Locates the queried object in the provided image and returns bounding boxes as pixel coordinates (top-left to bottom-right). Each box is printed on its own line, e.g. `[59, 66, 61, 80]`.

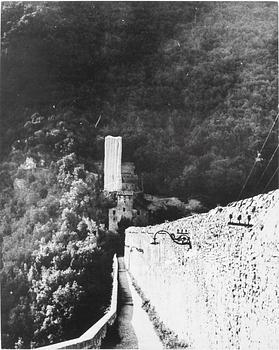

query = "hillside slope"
[0, 2, 278, 347]
[1, 2, 278, 206]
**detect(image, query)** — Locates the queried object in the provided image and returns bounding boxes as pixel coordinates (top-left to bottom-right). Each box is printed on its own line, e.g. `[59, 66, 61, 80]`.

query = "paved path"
[101, 257, 163, 349]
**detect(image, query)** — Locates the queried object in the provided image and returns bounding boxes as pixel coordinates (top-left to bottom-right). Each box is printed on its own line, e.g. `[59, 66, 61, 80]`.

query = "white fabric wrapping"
[104, 136, 122, 191]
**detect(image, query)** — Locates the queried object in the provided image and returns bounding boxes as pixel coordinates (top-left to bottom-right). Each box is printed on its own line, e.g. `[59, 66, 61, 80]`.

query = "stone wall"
[125, 190, 279, 350]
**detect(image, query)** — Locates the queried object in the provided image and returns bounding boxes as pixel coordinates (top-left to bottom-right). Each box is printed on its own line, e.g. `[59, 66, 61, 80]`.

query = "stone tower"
[103, 136, 144, 231]
[108, 162, 140, 231]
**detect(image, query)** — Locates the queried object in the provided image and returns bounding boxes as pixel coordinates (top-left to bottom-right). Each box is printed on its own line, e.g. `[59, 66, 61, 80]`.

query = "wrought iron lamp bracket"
[151, 229, 192, 248]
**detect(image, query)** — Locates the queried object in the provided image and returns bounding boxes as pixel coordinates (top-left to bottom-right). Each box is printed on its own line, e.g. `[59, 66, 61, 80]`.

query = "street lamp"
[150, 229, 192, 249]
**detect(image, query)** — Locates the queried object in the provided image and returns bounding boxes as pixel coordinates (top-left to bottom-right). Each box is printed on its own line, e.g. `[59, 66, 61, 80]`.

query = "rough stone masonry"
[125, 189, 279, 350]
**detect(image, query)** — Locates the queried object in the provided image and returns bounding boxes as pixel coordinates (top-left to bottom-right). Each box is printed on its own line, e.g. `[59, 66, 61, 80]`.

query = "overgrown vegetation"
[0, 145, 117, 348]
[1, 2, 278, 206]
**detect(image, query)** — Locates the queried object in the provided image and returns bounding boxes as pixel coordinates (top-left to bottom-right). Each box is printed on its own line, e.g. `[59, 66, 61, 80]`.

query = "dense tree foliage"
[0, 2, 278, 347]
[1, 1, 278, 206]
[0, 146, 116, 348]
[1, 2, 278, 205]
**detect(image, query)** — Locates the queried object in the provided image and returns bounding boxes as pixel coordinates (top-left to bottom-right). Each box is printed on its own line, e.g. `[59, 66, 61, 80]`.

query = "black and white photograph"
[0, 1, 278, 349]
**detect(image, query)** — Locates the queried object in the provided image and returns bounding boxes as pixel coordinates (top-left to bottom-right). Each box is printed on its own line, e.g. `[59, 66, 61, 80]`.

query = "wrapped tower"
[104, 136, 122, 192]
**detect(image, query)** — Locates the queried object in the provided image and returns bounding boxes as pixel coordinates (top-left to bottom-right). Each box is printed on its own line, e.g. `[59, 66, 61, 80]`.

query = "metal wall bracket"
[151, 229, 192, 248]
[228, 214, 253, 228]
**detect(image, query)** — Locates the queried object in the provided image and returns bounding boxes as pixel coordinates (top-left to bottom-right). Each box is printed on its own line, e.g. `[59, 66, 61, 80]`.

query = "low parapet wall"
[125, 190, 279, 350]
[37, 254, 118, 350]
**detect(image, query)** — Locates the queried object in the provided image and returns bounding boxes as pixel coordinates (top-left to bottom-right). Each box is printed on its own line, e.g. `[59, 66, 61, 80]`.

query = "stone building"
[108, 162, 148, 231]
[96, 136, 148, 231]
[108, 190, 134, 231]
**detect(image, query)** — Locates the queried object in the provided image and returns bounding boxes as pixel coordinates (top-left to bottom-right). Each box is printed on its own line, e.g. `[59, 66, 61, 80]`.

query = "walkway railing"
[37, 254, 118, 349]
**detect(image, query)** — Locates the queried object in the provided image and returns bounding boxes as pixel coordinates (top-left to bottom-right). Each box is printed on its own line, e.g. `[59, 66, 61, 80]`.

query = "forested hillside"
[0, 148, 117, 348]
[0, 1, 278, 348]
[1, 1, 278, 205]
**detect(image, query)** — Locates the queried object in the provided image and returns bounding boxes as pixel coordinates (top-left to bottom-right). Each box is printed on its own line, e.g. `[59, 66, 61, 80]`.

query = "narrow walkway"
[101, 257, 163, 349]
